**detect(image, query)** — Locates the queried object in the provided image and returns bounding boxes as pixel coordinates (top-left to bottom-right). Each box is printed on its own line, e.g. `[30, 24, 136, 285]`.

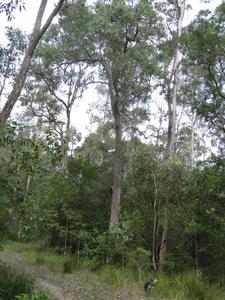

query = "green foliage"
[128, 247, 151, 281]
[94, 218, 134, 266]
[0, 264, 34, 300]
[63, 257, 75, 273]
[15, 289, 51, 300]
[3, 241, 225, 299]
[35, 255, 45, 265]
[4, 241, 65, 271]
[148, 271, 225, 300]
[175, 271, 224, 300]
[98, 266, 129, 289]
[0, 0, 225, 292]
[181, 2, 225, 139]
[0, 0, 25, 21]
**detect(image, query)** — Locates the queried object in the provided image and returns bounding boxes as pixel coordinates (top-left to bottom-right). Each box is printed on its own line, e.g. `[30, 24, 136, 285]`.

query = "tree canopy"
[0, 0, 224, 289]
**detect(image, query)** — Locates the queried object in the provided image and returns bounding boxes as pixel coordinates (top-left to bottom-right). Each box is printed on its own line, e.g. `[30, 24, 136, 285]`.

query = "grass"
[4, 241, 64, 271]
[2, 241, 225, 300]
[149, 271, 225, 300]
[0, 264, 34, 300]
[98, 265, 129, 288]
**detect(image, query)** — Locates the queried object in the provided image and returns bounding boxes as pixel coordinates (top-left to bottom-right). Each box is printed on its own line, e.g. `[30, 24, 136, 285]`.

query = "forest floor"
[0, 245, 149, 300]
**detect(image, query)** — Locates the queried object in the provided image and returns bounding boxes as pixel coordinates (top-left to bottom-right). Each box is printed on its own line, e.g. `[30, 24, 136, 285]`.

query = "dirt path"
[0, 249, 146, 300]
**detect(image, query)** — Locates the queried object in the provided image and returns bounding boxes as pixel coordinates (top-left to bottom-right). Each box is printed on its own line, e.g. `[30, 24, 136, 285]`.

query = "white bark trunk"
[159, 0, 186, 272]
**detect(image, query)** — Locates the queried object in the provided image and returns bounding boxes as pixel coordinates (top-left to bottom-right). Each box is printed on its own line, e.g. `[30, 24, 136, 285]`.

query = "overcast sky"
[2, 0, 221, 33]
[0, 0, 223, 139]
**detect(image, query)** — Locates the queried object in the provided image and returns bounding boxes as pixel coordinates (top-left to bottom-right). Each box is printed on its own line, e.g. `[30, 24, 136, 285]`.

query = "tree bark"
[102, 61, 122, 227]
[152, 172, 158, 270]
[194, 235, 199, 270]
[24, 175, 31, 202]
[110, 99, 122, 226]
[158, 198, 168, 272]
[0, 0, 65, 131]
[60, 109, 71, 169]
[189, 114, 197, 169]
[159, 0, 185, 272]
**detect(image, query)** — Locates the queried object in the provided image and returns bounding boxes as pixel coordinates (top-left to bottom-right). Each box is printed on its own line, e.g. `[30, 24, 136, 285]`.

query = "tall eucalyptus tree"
[155, 0, 186, 272]
[59, 0, 162, 226]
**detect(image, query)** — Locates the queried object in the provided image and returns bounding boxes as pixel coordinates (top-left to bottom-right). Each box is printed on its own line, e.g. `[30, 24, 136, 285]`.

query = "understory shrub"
[63, 257, 77, 273]
[152, 271, 225, 300]
[175, 271, 224, 300]
[15, 289, 51, 300]
[98, 266, 129, 288]
[0, 264, 34, 300]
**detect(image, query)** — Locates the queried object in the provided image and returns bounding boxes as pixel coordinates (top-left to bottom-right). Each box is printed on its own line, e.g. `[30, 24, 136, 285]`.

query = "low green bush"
[35, 254, 45, 265]
[175, 271, 224, 300]
[98, 266, 129, 289]
[0, 264, 34, 300]
[15, 288, 51, 300]
[63, 257, 74, 273]
[148, 271, 225, 300]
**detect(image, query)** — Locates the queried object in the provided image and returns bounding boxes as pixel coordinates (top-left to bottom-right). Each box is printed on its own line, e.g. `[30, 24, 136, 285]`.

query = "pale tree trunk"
[60, 109, 71, 169]
[18, 175, 31, 240]
[60, 128, 66, 169]
[0, 0, 65, 131]
[158, 198, 169, 272]
[110, 100, 122, 226]
[159, 0, 185, 272]
[102, 61, 122, 227]
[24, 175, 31, 202]
[152, 172, 158, 271]
[190, 123, 194, 169]
[189, 115, 199, 269]
[189, 114, 196, 169]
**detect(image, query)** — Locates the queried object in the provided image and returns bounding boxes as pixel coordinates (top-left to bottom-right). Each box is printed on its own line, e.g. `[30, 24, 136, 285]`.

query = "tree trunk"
[18, 175, 31, 240]
[138, 265, 142, 282]
[61, 109, 71, 169]
[110, 99, 122, 226]
[102, 61, 122, 227]
[158, 199, 168, 272]
[0, 0, 65, 131]
[152, 172, 158, 271]
[194, 235, 199, 270]
[24, 175, 31, 203]
[159, 0, 185, 272]
[189, 115, 196, 169]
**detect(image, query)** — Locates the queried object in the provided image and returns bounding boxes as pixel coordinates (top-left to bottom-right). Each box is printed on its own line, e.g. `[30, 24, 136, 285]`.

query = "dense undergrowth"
[0, 263, 33, 300]
[1, 241, 225, 300]
[0, 261, 50, 300]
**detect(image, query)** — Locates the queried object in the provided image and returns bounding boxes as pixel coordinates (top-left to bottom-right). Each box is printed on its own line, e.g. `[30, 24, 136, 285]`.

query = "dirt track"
[0, 249, 146, 300]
